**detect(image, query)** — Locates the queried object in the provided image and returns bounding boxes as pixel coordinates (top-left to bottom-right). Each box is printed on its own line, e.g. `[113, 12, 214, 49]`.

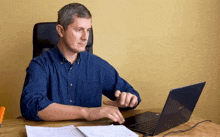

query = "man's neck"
[57, 41, 78, 64]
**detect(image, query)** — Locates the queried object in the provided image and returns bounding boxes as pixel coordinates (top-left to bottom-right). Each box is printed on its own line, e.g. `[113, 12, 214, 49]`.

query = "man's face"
[62, 16, 91, 53]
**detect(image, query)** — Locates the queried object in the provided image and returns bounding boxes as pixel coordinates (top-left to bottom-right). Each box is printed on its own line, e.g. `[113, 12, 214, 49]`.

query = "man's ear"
[56, 24, 65, 37]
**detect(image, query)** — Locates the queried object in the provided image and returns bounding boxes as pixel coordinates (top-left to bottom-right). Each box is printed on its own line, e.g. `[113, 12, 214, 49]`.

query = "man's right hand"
[83, 107, 125, 124]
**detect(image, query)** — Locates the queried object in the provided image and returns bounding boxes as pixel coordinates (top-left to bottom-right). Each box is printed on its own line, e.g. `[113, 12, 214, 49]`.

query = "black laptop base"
[123, 111, 160, 135]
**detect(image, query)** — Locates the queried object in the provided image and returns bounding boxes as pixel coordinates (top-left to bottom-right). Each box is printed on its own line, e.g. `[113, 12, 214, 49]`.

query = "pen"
[0, 106, 5, 127]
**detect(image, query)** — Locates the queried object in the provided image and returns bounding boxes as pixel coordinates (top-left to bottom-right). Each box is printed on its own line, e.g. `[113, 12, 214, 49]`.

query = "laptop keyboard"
[125, 111, 160, 133]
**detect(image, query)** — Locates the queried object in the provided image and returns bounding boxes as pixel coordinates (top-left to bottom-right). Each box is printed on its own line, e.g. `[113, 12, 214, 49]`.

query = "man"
[20, 3, 141, 124]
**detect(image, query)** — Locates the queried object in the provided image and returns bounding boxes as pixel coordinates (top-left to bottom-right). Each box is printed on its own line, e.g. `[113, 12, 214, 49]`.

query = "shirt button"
[60, 62, 63, 64]
[70, 84, 72, 86]
[70, 100, 72, 103]
[70, 67, 72, 70]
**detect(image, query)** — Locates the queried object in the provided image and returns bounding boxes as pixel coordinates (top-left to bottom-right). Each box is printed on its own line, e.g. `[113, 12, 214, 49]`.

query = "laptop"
[113, 82, 206, 136]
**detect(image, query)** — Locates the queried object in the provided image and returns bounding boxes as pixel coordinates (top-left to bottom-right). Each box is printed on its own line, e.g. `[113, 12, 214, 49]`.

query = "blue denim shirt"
[20, 47, 141, 121]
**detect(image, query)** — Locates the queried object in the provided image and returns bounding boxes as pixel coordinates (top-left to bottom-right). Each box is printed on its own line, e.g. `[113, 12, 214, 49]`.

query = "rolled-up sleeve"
[20, 60, 53, 121]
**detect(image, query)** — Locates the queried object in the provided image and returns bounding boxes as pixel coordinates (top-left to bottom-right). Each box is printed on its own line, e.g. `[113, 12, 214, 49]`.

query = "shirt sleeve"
[20, 59, 53, 121]
[101, 60, 141, 108]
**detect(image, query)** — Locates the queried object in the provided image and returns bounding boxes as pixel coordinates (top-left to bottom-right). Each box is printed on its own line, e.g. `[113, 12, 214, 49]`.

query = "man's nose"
[81, 30, 89, 41]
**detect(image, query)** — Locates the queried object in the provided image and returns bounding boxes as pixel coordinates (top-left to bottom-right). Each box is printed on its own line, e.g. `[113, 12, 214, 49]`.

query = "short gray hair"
[57, 3, 92, 30]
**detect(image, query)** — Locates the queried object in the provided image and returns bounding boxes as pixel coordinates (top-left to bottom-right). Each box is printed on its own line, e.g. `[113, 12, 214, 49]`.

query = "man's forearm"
[38, 103, 125, 123]
[37, 103, 87, 121]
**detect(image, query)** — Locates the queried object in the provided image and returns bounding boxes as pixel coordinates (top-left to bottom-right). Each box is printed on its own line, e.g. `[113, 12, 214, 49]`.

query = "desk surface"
[0, 109, 220, 137]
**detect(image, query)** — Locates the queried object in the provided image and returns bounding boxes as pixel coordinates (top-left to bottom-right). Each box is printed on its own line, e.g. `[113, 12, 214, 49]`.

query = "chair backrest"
[33, 22, 93, 58]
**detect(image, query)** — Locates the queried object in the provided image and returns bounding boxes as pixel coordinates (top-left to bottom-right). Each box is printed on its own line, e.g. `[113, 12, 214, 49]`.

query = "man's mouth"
[78, 42, 86, 46]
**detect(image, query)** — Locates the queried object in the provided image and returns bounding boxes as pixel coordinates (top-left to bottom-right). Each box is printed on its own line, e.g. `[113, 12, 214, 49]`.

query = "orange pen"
[0, 106, 5, 127]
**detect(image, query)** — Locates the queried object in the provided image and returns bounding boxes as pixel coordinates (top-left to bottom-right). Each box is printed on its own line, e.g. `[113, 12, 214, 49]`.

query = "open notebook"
[25, 124, 138, 137]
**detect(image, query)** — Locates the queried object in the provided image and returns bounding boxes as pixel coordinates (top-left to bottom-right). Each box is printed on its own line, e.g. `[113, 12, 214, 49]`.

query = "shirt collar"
[51, 46, 83, 64]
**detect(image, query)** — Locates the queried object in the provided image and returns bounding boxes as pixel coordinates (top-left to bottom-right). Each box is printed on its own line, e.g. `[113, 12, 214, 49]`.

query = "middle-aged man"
[20, 3, 141, 124]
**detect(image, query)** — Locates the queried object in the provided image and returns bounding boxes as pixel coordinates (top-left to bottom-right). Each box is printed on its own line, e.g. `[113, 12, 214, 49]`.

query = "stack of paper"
[77, 125, 138, 137]
[26, 125, 84, 137]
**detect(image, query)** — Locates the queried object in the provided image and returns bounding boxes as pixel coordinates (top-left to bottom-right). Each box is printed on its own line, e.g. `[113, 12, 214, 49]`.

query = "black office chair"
[33, 22, 93, 58]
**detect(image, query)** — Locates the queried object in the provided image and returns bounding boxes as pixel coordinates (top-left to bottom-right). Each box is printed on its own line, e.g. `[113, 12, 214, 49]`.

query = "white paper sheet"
[25, 125, 84, 137]
[77, 125, 138, 137]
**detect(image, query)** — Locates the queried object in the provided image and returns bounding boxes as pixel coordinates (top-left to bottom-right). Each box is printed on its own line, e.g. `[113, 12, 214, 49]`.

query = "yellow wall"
[0, 0, 220, 124]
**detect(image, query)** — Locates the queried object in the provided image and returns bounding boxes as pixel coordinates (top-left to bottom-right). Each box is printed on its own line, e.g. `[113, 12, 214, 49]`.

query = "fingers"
[115, 90, 121, 98]
[116, 109, 125, 124]
[124, 93, 132, 107]
[129, 95, 138, 107]
[86, 107, 125, 124]
[104, 90, 138, 108]
[103, 100, 117, 107]
[106, 108, 124, 124]
[116, 92, 138, 108]
[117, 92, 126, 107]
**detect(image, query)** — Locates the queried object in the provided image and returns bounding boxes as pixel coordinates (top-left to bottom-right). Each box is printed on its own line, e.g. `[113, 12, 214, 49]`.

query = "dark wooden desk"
[0, 109, 220, 137]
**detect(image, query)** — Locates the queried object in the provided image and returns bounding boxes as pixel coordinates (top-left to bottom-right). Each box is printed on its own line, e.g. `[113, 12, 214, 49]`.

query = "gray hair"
[57, 3, 92, 30]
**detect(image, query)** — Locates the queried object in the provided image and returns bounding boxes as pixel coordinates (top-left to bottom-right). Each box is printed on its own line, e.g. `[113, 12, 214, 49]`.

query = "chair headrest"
[33, 22, 93, 58]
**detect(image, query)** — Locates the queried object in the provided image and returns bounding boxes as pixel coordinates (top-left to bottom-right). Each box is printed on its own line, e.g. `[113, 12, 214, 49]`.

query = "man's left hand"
[103, 90, 138, 108]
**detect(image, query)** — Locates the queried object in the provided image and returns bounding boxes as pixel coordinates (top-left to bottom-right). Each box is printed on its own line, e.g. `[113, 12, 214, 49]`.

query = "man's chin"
[77, 48, 86, 53]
